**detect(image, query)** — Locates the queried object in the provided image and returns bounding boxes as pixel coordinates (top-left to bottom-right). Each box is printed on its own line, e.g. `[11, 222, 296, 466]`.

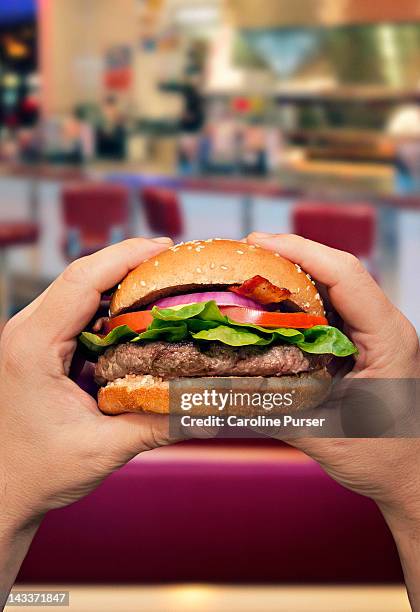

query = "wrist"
[0, 510, 42, 546]
[0, 514, 41, 608]
[379, 505, 420, 609]
[1, 461, 46, 531]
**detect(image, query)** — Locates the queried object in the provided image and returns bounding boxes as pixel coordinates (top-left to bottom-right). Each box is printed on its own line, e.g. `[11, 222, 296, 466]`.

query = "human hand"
[0, 237, 183, 601]
[247, 233, 420, 608]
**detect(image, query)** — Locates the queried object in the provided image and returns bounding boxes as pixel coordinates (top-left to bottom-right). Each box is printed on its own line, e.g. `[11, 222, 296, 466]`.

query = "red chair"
[0, 222, 39, 318]
[62, 183, 130, 260]
[140, 187, 183, 240]
[292, 202, 376, 258]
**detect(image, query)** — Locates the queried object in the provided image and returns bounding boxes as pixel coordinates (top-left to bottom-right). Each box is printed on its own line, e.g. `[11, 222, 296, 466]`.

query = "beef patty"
[95, 341, 329, 384]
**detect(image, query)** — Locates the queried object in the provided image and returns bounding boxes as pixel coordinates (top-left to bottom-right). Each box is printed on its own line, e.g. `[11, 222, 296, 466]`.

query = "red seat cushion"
[0, 222, 39, 248]
[141, 187, 183, 239]
[62, 183, 130, 260]
[293, 203, 376, 257]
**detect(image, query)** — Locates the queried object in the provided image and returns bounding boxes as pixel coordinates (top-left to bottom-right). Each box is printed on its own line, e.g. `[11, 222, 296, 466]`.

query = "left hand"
[0, 237, 183, 530]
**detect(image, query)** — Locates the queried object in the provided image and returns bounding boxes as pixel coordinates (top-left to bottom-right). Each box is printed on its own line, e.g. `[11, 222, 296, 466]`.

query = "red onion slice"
[152, 291, 264, 310]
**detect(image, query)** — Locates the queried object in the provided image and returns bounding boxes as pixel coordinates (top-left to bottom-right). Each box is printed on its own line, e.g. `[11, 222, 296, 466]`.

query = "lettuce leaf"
[79, 321, 189, 356]
[192, 325, 273, 346]
[292, 325, 356, 357]
[151, 300, 226, 323]
[79, 325, 139, 355]
[79, 300, 358, 359]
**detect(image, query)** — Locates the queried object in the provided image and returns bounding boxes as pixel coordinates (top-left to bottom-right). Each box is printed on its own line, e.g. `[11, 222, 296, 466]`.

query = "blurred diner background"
[2, 1, 420, 610]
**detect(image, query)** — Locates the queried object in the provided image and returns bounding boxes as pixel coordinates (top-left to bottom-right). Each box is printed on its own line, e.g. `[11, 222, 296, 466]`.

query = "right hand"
[247, 233, 420, 609]
[247, 233, 420, 520]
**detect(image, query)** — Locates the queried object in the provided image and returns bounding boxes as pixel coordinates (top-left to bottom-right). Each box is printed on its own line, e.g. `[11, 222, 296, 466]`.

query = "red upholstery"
[62, 183, 129, 259]
[141, 187, 183, 239]
[0, 222, 39, 248]
[18, 442, 402, 584]
[292, 203, 376, 257]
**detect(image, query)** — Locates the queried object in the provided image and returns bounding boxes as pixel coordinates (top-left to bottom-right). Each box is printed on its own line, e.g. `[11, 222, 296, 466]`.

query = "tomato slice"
[220, 307, 327, 329]
[103, 311, 153, 334]
[102, 306, 328, 335]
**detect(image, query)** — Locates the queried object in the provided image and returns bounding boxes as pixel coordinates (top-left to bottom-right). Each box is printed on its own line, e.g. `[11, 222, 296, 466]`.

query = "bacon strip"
[230, 275, 291, 305]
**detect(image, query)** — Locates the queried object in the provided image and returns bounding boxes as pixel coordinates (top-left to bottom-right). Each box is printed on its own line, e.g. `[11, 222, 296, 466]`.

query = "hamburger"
[80, 239, 357, 415]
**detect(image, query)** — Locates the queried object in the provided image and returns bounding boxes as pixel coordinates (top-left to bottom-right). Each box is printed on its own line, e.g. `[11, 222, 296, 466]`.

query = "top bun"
[110, 239, 325, 316]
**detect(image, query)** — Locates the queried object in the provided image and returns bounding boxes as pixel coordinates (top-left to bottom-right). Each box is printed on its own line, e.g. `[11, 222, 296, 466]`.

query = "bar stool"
[292, 202, 376, 262]
[140, 187, 183, 241]
[62, 183, 130, 261]
[0, 222, 39, 319]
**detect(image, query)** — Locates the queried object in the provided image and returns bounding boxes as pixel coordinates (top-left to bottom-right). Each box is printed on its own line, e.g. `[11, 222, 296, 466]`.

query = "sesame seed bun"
[98, 371, 332, 415]
[110, 239, 324, 316]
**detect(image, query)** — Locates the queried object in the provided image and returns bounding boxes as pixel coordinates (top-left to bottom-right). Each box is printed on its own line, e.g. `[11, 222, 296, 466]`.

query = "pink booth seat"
[18, 442, 402, 584]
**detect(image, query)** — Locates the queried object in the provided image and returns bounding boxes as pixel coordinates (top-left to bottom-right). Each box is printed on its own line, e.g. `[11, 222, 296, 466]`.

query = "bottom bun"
[98, 370, 332, 416]
[99, 375, 170, 415]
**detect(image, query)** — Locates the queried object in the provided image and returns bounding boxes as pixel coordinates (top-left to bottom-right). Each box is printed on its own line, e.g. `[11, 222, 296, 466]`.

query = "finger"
[247, 233, 396, 335]
[26, 237, 173, 344]
[103, 411, 188, 458]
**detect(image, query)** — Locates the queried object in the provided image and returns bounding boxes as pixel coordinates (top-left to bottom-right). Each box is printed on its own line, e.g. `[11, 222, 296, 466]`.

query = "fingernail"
[151, 237, 173, 244]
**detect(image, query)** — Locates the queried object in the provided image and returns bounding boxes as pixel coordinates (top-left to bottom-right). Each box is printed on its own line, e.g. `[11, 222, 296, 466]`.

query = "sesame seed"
[196, 267, 203, 273]
[306, 273, 312, 280]
[295, 264, 302, 273]
[274, 253, 280, 257]
[315, 293, 321, 301]
[306, 286, 310, 291]
[236, 250, 244, 255]
[221, 265, 229, 270]
[249, 245, 256, 249]
[210, 262, 216, 269]
[117, 283, 121, 289]
[154, 260, 159, 267]
[140, 280, 146, 287]
[304, 302, 310, 308]
[187, 246, 193, 250]
[195, 246, 204, 252]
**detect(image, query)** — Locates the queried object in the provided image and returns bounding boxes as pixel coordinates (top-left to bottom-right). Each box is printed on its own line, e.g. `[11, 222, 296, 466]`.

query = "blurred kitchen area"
[1, 0, 420, 331]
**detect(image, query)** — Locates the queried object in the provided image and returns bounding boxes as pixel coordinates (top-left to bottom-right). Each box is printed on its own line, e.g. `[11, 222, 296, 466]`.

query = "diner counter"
[279, 159, 394, 197]
[0, 158, 419, 331]
[0, 159, 415, 209]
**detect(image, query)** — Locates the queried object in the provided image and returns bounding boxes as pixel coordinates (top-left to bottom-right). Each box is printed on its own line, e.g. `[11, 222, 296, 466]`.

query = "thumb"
[101, 412, 188, 459]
